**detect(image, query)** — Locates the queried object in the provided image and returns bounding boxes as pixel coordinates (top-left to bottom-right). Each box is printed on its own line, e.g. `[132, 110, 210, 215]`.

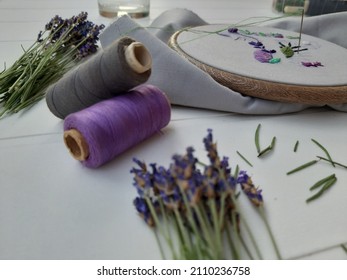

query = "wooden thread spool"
[125, 42, 152, 74]
[64, 129, 89, 161]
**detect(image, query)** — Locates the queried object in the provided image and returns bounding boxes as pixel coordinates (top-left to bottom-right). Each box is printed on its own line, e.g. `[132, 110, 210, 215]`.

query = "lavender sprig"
[237, 170, 282, 259]
[0, 12, 105, 117]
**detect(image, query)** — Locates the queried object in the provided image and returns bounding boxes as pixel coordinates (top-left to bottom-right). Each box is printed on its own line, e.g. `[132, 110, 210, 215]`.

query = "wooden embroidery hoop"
[169, 25, 347, 105]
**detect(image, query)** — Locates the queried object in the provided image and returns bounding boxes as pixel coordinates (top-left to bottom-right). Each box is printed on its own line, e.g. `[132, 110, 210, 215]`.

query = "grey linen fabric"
[100, 9, 347, 114]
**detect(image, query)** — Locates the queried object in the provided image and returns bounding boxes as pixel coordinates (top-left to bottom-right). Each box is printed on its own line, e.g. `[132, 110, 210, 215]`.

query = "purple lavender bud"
[133, 197, 155, 226]
[238, 171, 263, 207]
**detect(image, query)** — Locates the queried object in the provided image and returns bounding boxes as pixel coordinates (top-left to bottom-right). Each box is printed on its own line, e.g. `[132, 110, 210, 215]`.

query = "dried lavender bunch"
[0, 12, 105, 117]
[131, 129, 280, 260]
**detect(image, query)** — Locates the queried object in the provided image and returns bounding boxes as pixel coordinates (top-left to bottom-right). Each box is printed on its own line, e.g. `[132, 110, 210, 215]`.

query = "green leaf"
[255, 123, 261, 154]
[309, 174, 336, 191]
[306, 177, 337, 203]
[311, 139, 335, 167]
[286, 160, 318, 175]
[236, 151, 253, 167]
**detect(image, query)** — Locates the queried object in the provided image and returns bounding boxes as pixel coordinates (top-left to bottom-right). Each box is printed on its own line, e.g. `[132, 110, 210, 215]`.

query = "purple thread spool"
[63, 84, 171, 168]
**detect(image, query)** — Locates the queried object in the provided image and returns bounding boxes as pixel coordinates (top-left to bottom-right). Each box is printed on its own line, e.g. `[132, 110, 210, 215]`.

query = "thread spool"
[46, 36, 152, 119]
[63, 84, 171, 168]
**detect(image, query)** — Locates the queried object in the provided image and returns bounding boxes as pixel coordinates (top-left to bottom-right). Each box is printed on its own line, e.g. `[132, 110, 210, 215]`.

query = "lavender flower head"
[133, 197, 155, 226]
[130, 158, 153, 196]
[301, 61, 324, 67]
[41, 12, 105, 59]
[203, 128, 221, 167]
[238, 171, 263, 207]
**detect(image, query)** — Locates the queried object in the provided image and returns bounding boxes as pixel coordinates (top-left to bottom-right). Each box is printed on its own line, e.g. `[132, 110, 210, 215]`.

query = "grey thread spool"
[45, 36, 152, 119]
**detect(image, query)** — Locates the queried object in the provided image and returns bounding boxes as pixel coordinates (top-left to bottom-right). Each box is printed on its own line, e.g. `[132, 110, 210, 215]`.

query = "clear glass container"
[98, 0, 150, 18]
[272, 0, 308, 14]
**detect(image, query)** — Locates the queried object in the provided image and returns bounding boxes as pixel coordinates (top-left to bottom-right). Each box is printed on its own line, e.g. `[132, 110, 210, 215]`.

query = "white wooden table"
[1, 0, 347, 260]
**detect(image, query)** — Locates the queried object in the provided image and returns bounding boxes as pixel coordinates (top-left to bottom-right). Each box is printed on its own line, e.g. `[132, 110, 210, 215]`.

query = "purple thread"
[64, 84, 171, 168]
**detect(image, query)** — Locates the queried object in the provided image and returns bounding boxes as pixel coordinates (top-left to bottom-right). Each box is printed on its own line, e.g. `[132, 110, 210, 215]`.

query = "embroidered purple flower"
[301, 61, 324, 67]
[253, 50, 280, 64]
[254, 50, 273, 63]
[228, 27, 238, 33]
[249, 41, 263, 48]
[273, 33, 284, 39]
[248, 41, 276, 53]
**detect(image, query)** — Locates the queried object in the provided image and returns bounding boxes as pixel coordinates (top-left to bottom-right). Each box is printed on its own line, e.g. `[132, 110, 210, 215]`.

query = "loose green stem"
[233, 164, 240, 179]
[306, 177, 337, 203]
[309, 174, 336, 191]
[255, 123, 261, 154]
[236, 151, 253, 167]
[317, 156, 347, 169]
[293, 140, 299, 152]
[258, 137, 276, 157]
[311, 139, 335, 167]
[286, 160, 318, 175]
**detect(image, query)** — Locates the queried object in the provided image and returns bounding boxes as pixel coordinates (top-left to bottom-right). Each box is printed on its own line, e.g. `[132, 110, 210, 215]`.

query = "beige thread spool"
[64, 129, 89, 161]
[125, 42, 152, 74]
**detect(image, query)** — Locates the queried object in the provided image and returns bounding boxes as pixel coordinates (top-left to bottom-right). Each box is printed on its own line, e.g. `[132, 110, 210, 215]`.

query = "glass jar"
[272, 0, 308, 14]
[98, 0, 150, 18]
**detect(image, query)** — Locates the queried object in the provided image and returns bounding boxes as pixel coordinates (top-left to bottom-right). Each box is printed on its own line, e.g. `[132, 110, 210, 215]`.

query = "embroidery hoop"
[169, 25, 347, 105]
